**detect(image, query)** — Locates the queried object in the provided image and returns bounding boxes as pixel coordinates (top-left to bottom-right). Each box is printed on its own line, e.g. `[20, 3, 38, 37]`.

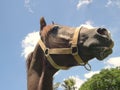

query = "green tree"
[80, 67, 120, 90]
[53, 82, 60, 90]
[61, 78, 77, 90]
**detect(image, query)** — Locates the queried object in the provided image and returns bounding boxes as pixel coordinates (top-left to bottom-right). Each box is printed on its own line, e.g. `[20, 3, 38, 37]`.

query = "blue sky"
[0, 0, 120, 90]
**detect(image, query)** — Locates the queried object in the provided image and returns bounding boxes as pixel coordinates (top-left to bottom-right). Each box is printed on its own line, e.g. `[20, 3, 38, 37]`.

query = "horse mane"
[26, 52, 33, 70]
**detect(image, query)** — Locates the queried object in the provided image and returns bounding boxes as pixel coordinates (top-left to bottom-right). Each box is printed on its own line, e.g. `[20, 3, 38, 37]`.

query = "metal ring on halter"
[71, 46, 78, 55]
[84, 63, 91, 71]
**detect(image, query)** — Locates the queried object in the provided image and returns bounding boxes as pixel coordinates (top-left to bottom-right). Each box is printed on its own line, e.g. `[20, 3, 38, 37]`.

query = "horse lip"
[90, 46, 113, 60]
[96, 47, 113, 60]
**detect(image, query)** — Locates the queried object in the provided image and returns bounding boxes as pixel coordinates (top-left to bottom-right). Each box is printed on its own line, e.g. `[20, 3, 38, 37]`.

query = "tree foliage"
[53, 82, 60, 90]
[61, 78, 77, 90]
[80, 67, 120, 90]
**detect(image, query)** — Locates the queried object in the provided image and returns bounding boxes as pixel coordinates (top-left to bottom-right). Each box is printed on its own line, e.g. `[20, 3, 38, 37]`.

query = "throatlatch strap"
[45, 55, 70, 70]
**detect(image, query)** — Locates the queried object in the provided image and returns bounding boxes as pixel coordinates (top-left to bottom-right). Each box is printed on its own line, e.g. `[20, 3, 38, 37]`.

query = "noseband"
[39, 26, 91, 70]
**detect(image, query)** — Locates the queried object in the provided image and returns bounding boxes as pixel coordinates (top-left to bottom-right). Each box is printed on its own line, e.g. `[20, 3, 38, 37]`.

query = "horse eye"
[52, 26, 59, 31]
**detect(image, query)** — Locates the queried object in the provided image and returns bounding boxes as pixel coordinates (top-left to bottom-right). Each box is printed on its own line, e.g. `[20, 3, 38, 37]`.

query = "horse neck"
[27, 44, 58, 90]
[38, 62, 57, 90]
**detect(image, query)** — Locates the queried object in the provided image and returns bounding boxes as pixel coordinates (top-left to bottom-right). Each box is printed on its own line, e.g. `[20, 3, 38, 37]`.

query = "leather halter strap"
[39, 27, 85, 70]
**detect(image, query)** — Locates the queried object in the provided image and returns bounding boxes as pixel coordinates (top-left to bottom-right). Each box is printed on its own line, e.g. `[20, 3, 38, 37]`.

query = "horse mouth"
[93, 47, 113, 60]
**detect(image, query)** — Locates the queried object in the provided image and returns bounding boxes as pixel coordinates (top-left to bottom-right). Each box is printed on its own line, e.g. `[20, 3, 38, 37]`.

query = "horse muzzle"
[96, 47, 113, 60]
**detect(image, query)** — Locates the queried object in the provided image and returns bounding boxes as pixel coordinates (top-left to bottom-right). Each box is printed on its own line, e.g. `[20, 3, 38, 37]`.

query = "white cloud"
[106, 0, 112, 7]
[106, 0, 120, 8]
[24, 0, 34, 13]
[84, 71, 100, 79]
[77, 0, 93, 9]
[104, 57, 120, 68]
[21, 31, 40, 59]
[85, 20, 93, 25]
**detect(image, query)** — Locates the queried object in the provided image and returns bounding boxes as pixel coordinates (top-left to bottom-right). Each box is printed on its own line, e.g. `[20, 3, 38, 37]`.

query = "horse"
[26, 17, 114, 90]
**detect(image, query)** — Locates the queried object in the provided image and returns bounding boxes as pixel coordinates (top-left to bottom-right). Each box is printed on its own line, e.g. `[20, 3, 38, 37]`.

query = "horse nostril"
[97, 28, 108, 36]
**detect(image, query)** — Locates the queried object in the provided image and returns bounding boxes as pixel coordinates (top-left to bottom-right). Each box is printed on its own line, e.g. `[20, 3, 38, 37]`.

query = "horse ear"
[40, 17, 46, 30]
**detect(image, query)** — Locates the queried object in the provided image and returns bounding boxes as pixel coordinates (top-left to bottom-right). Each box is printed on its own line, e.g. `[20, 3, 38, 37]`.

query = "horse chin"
[93, 47, 113, 60]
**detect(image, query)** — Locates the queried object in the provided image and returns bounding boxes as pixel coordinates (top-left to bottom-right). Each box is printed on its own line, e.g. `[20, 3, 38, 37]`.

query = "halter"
[39, 26, 91, 70]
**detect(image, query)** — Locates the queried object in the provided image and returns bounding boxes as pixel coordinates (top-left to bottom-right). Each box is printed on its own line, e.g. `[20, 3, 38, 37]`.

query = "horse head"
[39, 17, 114, 70]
